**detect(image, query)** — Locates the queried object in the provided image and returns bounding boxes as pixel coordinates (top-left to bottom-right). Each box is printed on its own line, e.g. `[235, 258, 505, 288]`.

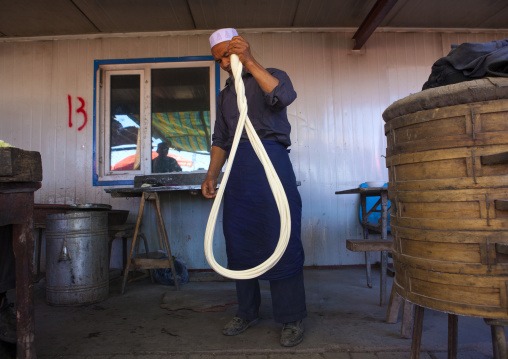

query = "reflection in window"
[151, 68, 211, 173]
[95, 57, 216, 184]
[109, 75, 141, 171]
[152, 141, 182, 173]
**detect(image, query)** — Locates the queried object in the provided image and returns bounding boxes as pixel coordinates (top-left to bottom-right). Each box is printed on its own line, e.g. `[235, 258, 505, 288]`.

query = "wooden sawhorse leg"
[360, 194, 372, 288]
[380, 250, 388, 306]
[386, 284, 414, 338]
[121, 192, 179, 294]
[410, 305, 424, 359]
[361, 191, 390, 304]
[484, 318, 508, 359]
[411, 305, 458, 359]
[386, 284, 402, 324]
[379, 191, 389, 306]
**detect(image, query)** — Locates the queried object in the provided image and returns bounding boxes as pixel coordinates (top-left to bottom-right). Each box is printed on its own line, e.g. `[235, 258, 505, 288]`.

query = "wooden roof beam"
[352, 0, 398, 50]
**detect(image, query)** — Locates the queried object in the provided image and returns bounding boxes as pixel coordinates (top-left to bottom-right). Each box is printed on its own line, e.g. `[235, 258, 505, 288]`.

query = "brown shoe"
[222, 316, 259, 336]
[280, 320, 304, 347]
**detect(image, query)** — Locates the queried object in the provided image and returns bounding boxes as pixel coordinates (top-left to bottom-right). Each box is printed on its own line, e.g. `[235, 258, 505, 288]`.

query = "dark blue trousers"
[235, 270, 307, 324]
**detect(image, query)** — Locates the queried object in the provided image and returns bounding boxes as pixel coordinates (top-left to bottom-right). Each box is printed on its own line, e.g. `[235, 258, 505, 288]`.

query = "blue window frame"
[93, 56, 220, 186]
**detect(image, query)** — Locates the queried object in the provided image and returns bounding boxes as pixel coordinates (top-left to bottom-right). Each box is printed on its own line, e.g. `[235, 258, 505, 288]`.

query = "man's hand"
[201, 176, 218, 199]
[227, 35, 279, 94]
[201, 146, 227, 199]
[228, 35, 254, 66]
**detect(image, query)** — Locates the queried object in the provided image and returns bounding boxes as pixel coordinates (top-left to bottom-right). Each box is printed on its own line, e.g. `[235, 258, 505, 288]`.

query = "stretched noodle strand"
[203, 54, 291, 279]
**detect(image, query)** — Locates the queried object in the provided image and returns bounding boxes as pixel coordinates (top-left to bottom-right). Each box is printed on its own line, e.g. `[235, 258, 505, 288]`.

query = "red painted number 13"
[68, 95, 87, 131]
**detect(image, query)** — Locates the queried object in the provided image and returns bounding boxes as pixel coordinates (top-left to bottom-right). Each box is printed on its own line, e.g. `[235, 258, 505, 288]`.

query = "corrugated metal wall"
[1, 29, 507, 269]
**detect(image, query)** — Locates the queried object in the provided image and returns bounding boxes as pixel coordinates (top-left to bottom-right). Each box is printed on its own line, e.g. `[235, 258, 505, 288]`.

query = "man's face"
[211, 41, 231, 75]
[158, 146, 169, 156]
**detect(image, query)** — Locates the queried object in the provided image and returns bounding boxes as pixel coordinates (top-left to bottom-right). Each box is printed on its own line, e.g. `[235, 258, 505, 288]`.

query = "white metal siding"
[1, 30, 507, 269]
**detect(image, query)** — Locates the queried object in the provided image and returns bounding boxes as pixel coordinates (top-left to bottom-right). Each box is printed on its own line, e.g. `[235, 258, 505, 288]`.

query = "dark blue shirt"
[212, 68, 297, 151]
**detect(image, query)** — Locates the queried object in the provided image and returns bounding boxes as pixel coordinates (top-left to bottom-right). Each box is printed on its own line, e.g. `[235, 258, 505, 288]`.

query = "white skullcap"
[209, 28, 238, 48]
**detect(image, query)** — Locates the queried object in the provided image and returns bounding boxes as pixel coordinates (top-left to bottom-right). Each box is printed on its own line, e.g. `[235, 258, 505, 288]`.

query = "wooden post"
[484, 318, 508, 359]
[411, 305, 424, 359]
[361, 193, 372, 288]
[380, 191, 388, 305]
[0, 147, 42, 359]
[12, 193, 36, 359]
[448, 314, 458, 359]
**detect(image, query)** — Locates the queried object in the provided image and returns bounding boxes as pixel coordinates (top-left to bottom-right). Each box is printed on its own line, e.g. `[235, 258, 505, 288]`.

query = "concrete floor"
[10, 267, 502, 358]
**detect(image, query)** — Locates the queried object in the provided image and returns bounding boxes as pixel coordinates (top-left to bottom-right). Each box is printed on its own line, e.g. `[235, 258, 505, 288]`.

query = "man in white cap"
[202, 28, 306, 347]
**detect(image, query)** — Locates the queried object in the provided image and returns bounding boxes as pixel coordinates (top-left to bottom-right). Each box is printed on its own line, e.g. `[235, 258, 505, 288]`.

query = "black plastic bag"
[152, 256, 189, 286]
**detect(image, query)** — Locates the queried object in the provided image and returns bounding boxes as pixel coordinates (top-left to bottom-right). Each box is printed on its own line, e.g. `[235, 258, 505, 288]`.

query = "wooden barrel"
[383, 78, 508, 319]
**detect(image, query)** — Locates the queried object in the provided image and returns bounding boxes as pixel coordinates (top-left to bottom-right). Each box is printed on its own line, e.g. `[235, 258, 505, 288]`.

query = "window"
[93, 57, 219, 185]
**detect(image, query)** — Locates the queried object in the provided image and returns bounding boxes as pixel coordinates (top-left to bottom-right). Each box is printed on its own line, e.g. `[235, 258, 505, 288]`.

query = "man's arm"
[201, 145, 228, 199]
[228, 36, 279, 94]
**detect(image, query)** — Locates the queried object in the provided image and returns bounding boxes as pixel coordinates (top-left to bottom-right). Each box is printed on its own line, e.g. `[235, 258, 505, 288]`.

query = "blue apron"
[223, 141, 304, 280]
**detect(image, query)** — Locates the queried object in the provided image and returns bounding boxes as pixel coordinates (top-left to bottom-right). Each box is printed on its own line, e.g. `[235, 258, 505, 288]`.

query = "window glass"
[151, 67, 211, 173]
[109, 74, 141, 171]
[94, 57, 216, 184]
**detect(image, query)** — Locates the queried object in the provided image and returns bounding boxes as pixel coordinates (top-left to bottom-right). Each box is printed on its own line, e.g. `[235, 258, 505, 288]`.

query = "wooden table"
[1, 148, 42, 359]
[0, 182, 40, 359]
[335, 186, 392, 305]
[105, 186, 203, 293]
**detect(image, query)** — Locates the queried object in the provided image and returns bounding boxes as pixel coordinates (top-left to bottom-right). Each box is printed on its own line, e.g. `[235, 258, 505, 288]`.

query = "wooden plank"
[401, 201, 480, 220]
[395, 158, 467, 181]
[411, 306, 424, 359]
[335, 187, 388, 195]
[388, 100, 508, 133]
[400, 238, 481, 263]
[411, 277, 502, 307]
[0, 148, 42, 182]
[386, 284, 402, 324]
[448, 314, 458, 359]
[388, 131, 508, 157]
[394, 116, 467, 145]
[386, 144, 508, 192]
[394, 217, 500, 231]
[481, 109, 508, 132]
[395, 252, 508, 276]
[352, 0, 399, 50]
[397, 264, 508, 318]
[386, 100, 508, 156]
[385, 144, 508, 167]
[401, 300, 414, 339]
[346, 239, 392, 252]
[134, 172, 223, 188]
[386, 176, 508, 192]
[131, 257, 171, 269]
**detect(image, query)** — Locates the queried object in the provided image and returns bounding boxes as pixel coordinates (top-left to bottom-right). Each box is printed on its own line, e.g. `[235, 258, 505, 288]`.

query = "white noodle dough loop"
[203, 54, 291, 280]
